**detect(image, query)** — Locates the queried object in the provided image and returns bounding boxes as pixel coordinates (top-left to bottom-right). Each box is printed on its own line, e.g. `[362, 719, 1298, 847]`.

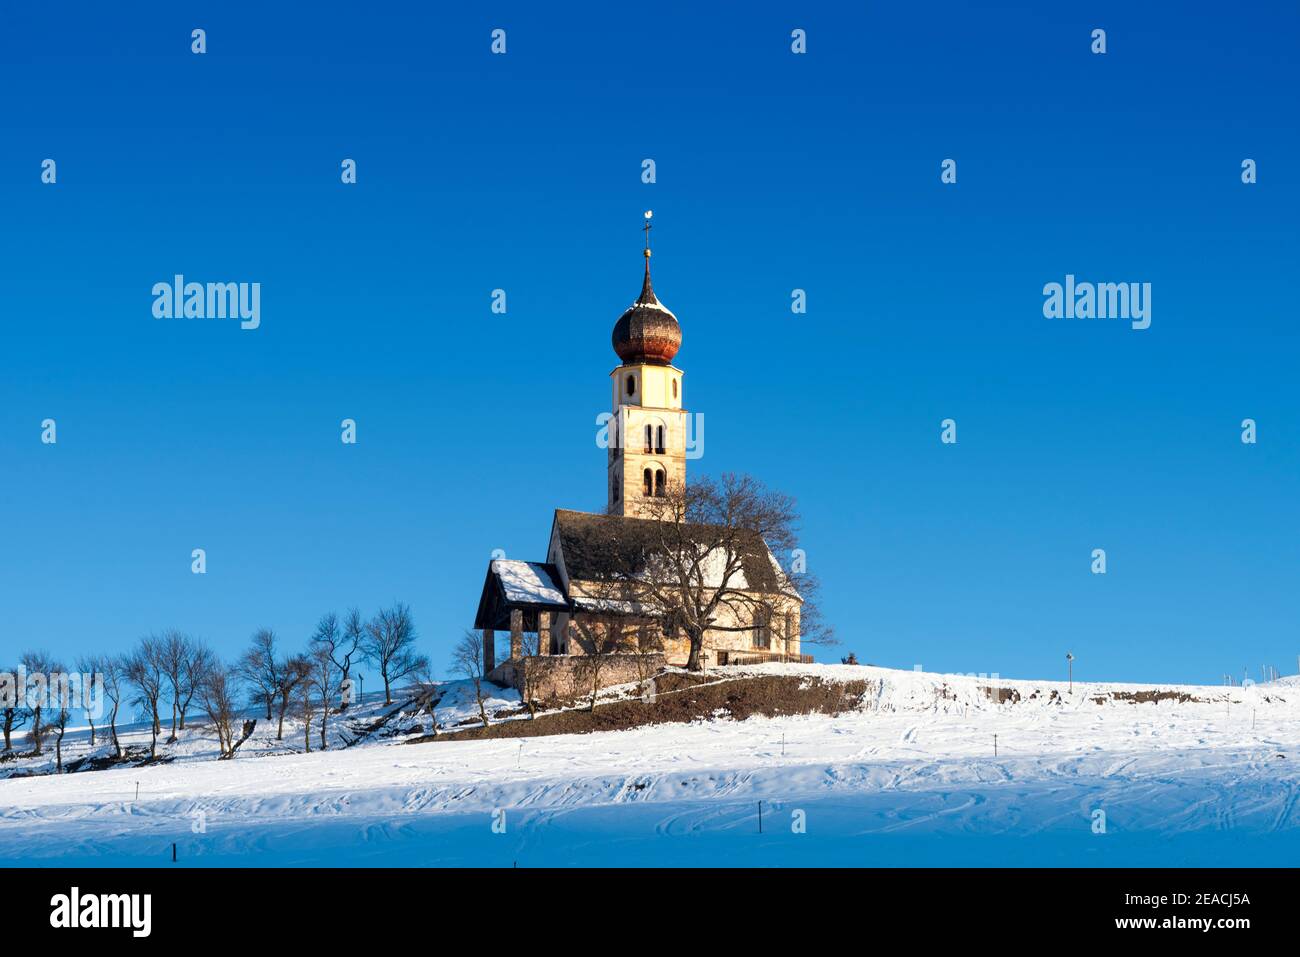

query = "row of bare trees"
[0, 650, 94, 772]
[2, 602, 427, 768]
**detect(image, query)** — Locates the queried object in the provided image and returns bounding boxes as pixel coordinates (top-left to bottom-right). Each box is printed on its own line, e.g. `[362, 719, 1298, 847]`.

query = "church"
[473, 214, 808, 700]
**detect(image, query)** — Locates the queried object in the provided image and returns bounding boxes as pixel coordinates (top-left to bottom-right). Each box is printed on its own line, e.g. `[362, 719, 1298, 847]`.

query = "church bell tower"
[607, 211, 688, 518]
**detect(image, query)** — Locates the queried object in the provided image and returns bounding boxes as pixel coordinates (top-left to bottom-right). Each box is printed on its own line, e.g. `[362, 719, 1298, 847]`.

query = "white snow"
[2, 664, 1298, 866]
[491, 560, 566, 606]
[629, 298, 676, 318]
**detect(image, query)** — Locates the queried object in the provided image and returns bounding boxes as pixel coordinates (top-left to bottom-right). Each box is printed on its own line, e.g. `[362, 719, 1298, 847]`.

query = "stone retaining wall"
[490, 653, 667, 706]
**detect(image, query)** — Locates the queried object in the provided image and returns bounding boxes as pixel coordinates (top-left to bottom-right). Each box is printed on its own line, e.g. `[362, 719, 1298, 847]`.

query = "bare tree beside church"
[586, 472, 832, 671]
[631, 621, 664, 695]
[519, 631, 542, 718]
[568, 617, 623, 712]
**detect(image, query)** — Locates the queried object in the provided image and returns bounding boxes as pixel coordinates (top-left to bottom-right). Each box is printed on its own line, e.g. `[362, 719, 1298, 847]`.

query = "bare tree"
[631, 620, 665, 695]
[156, 631, 213, 740]
[408, 657, 441, 733]
[31, 658, 73, 771]
[178, 640, 213, 732]
[274, 655, 310, 742]
[568, 616, 626, 712]
[51, 699, 72, 773]
[363, 603, 428, 705]
[519, 631, 542, 718]
[159, 631, 188, 742]
[235, 630, 308, 742]
[450, 631, 490, 728]
[74, 655, 99, 748]
[96, 655, 126, 758]
[585, 473, 832, 670]
[1, 662, 31, 753]
[294, 666, 318, 754]
[196, 660, 242, 759]
[20, 650, 56, 756]
[312, 610, 364, 711]
[304, 644, 336, 751]
[236, 629, 280, 721]
[410, 655, 437, 695]
[125, 636, 166, 759]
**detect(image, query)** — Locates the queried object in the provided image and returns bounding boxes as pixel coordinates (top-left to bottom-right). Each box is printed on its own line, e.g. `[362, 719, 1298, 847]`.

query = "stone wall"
[491, 653, 667, 706]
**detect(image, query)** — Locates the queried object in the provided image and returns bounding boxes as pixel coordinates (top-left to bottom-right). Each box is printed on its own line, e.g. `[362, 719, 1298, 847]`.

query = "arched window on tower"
[655, 425, 665, 454]
[626, 374, 636, 397]
[642, 468, 653, 497]
[672, 378, 679, 400]
[655, 469, 665, 497]
[643, 425, 653, 453]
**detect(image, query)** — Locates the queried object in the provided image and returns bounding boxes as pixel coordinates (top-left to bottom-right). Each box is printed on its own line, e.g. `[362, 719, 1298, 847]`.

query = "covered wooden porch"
[472, 559, 570, 675]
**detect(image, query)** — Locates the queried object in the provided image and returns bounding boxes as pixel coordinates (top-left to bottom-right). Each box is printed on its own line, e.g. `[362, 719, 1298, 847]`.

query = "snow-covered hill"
[2, 664, 1298, 867]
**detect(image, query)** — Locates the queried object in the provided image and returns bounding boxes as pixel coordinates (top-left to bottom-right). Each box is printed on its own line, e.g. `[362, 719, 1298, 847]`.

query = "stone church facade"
[473, 215, 807, 699]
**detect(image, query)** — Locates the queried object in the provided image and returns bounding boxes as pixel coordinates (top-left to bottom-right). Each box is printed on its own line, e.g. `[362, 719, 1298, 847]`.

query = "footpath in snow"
[1, 664, 1297, 866]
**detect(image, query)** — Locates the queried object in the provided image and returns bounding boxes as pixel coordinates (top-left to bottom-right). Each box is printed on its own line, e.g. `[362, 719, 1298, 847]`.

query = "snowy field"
[2, 664, 1299, 867]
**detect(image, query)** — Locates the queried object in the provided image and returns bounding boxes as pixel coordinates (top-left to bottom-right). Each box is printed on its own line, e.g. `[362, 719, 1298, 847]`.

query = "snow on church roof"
[490, 559, 567, 606]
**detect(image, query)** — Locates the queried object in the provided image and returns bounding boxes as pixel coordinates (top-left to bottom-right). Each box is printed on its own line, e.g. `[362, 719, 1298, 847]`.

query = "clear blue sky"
[1, 1, 1296, 685]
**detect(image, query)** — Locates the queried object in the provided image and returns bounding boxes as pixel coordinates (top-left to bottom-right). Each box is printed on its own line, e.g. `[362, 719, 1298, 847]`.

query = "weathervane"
[643, 209, 653, 260]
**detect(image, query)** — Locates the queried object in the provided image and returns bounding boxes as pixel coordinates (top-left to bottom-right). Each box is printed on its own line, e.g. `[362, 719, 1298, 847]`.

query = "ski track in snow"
[2, 665, 1299, 866]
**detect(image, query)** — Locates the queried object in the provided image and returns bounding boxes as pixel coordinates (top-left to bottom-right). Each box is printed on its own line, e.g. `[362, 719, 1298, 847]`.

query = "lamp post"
[1066, 653, 1075, 694]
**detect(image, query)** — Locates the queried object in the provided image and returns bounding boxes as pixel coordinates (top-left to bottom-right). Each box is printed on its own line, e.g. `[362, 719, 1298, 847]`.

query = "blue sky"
[1, 1, 1296, 686]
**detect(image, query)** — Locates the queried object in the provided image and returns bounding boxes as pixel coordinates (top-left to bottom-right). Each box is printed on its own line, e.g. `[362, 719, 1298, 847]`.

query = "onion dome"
[612, 212, 681, 365]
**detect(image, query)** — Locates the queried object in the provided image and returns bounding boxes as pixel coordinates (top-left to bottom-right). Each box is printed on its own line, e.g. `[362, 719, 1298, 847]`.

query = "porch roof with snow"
[473, 559, 569, 631]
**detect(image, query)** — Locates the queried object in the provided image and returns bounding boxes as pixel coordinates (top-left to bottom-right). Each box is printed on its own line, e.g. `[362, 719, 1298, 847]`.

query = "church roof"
[473, 560, 568, 631]
[492, 559, 566, 605]
[551, 509, 796, 597]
